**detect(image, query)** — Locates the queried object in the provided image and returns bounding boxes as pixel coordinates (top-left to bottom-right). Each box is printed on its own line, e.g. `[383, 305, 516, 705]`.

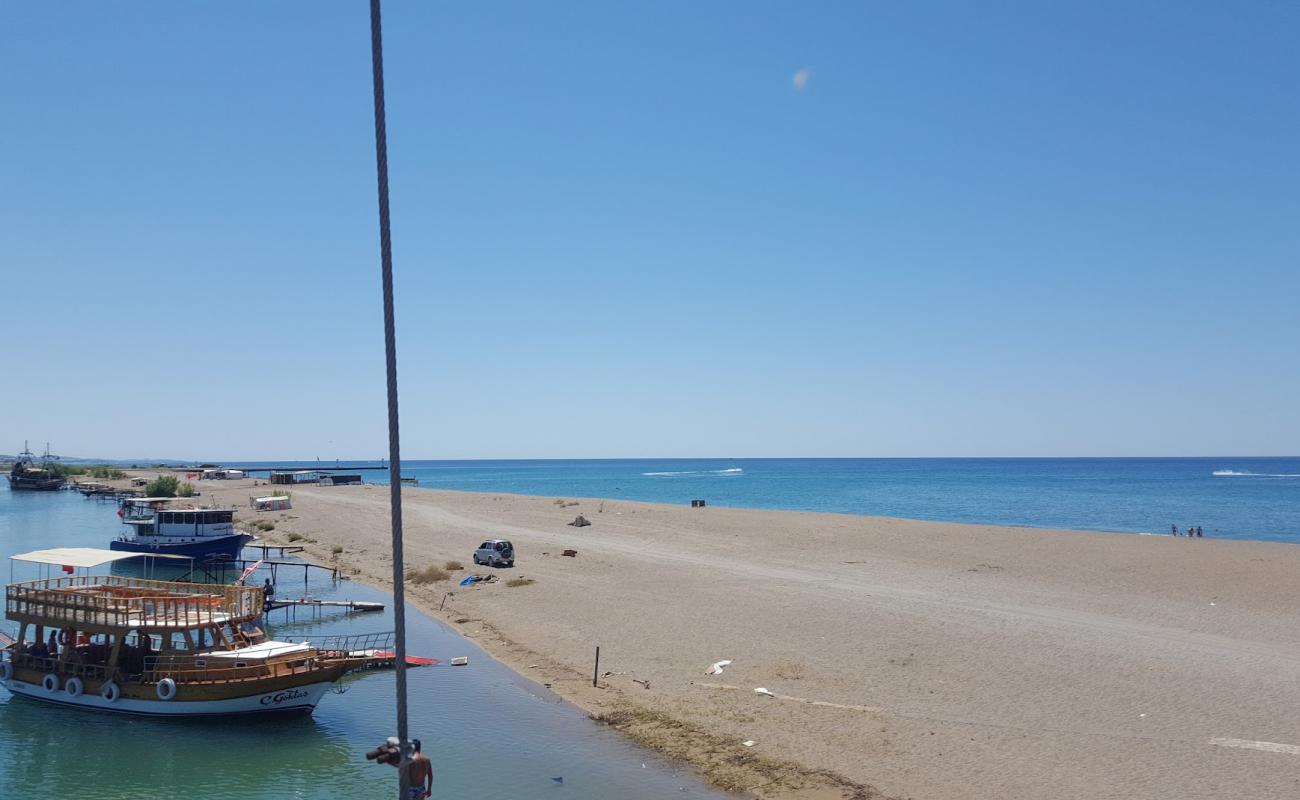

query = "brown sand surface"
[133, 473, 1300, 799]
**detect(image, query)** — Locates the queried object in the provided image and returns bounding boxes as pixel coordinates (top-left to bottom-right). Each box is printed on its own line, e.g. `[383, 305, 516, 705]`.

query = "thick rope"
[367, 0, 412, 796]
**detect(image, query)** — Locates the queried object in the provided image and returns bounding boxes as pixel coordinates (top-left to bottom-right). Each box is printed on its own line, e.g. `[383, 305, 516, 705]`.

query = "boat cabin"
[120, 503, 235, 538]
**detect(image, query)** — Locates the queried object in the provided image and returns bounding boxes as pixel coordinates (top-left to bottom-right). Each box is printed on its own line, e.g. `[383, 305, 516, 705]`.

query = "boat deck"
[5, 575, 261, 631]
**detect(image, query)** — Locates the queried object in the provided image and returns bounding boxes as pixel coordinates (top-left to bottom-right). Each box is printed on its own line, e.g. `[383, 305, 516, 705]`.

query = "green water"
[0, 488, 729, 799]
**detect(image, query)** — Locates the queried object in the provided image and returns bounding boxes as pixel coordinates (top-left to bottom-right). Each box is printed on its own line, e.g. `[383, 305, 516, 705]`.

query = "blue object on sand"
[459, 575, 475, 586]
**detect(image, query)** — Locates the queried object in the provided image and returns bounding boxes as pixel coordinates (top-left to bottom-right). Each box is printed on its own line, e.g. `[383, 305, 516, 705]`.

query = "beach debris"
[562, 549, 578, 557]
[754, 687, 775, 697]
[705, 659, 733, 675]
[569, 515, 591, 527]
[450, 656, 469, 666]
[742, 740, 756, 747]
[528, 664, 540, 669]
[632, 678, 651, 689]
[459, 574, 497, 587]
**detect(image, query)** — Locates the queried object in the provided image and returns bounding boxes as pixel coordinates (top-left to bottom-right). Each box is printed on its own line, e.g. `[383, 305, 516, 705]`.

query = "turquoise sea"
[0, 488, 728, 799]
[231, 457, 1300, 543]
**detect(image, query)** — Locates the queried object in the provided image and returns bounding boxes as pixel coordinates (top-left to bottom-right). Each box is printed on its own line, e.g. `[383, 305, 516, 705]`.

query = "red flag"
[117, 508, 124, 517]
[61, 565, 74, 574]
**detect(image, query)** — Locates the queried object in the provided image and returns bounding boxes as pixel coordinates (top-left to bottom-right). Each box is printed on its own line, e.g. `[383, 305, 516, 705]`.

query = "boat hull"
[2, 676, 333, 717]
[109, 533, 254, 561]
[7, 476, 66, 491]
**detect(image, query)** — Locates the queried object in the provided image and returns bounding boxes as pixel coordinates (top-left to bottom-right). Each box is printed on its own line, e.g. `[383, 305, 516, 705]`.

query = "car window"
[479, 542, 490, 549]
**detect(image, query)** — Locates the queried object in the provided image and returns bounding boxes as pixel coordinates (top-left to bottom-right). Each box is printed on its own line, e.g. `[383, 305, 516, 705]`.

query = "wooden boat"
[0, 548, 374, 717]
[7, 442, 66, 491]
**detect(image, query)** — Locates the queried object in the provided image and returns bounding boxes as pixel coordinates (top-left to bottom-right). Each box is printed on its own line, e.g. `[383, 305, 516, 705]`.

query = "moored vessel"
[7, 442, 66, 491]
[111, 499, 253, 561]
[0, 548, 381, 717]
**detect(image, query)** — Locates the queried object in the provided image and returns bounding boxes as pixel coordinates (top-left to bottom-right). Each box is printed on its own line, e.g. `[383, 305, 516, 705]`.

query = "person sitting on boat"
[405, 739, 432, 799]
[46, 630, 59, 658]
[27, 639, 48, 659]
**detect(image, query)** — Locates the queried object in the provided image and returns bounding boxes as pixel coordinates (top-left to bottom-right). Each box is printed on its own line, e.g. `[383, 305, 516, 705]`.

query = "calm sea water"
[230, 458, 1300, 544]
[0, 488, 728, 799]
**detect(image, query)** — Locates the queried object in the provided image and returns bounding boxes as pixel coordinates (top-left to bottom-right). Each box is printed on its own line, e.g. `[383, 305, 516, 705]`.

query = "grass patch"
[595, 704, 879, 797]
[408, 565, 450, 584]
[176, 482, 196, 497]
[773, 661, 806, 681]
[331, 545, 344, 555]
[444, 560, 463, 571]
[505, 578, 535, 588]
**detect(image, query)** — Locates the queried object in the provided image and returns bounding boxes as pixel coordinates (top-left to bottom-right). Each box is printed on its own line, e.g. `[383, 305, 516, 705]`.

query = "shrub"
[144, 475, 180, 497]
[258, 521, 277, 532]
[444, 560, 463, 571]
[176, 482, 196, 497]
[505, 578, 535, 588]
[88, 466, 125, 479]
[331, 545, 344, 555]
[407, 565, 449, 584]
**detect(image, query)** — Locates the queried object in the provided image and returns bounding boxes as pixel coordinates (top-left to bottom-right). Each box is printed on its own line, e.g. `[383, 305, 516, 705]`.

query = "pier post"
[593, 646, 600, 687]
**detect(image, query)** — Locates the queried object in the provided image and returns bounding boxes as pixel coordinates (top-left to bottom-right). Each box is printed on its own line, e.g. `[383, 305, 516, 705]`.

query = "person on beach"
[405, 739, 433, 799]
[1187, 525, 1194, 540]
[1171, 524, 1178, 536]
[1197, 526, 1203, 538]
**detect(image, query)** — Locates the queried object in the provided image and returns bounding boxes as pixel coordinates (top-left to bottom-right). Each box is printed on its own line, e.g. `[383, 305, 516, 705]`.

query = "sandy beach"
[122, 473, 1300, 799]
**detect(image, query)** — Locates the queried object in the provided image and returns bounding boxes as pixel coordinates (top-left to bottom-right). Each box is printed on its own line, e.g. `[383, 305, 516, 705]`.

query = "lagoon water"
[231, 457, 1300, 544]
[0, 488, 729, 799]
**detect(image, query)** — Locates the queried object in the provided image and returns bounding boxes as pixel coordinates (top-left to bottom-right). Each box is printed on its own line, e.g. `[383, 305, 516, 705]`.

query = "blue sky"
[2, 2, 1297, 460]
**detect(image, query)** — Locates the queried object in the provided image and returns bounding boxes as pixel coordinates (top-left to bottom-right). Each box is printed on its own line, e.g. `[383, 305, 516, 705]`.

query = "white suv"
[473, 539, 515, 568]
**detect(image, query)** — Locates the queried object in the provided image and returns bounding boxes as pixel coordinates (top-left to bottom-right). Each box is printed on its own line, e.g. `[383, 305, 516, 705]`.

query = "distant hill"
[0, 454, 192, 466]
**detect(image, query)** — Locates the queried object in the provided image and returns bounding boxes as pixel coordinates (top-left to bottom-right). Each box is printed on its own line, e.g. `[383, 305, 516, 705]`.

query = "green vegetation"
[408, 565, 450, 584]
[175, 482, 196, 497]
[444, 560, 463, 571]
[258, 521, 277, 532]
[144, 475, 180, 497]
[505, 578, 535, 588]
[331, 545, 344, 555]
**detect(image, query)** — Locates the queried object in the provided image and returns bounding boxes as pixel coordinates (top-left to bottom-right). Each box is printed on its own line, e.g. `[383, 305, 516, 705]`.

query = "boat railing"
[299, 631, 395, 657]
[5, 575, 262, 630]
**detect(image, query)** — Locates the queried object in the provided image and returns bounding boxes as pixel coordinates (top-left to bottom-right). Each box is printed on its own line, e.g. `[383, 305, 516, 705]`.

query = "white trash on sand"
[705, 659, 733, 675]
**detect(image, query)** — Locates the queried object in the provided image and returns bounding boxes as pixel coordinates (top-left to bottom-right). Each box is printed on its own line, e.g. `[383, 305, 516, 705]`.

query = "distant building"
[318, 474, 362, 486]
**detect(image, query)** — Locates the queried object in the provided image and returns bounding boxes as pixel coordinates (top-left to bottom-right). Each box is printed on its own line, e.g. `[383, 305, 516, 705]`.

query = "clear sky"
[2, 2, 1297, 460]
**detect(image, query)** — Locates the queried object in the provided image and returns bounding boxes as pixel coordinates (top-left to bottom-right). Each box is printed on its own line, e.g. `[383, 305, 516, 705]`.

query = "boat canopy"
[10, 547, 192, 568]
[203, 641, 312, 659]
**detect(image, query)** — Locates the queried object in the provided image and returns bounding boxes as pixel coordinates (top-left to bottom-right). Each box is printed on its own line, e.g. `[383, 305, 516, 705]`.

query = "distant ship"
[7, 442, 66, 491]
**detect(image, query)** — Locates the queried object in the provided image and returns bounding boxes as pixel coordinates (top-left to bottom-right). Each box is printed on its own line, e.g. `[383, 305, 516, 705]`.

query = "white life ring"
[0, 662, 11, 680]
[156, 677, 177, 701]
[101, 681, 121, 702]
[42, 673, 61, 693]
[65, 677, 83, 697]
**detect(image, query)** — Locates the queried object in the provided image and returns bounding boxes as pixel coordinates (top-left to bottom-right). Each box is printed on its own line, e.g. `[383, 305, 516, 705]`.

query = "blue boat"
[110, 500, 253, 561]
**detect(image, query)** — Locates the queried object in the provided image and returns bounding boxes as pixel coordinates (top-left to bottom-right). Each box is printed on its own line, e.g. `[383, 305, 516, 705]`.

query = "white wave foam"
[642, 468, 744, 477]
[1213, 469, 1300, 477]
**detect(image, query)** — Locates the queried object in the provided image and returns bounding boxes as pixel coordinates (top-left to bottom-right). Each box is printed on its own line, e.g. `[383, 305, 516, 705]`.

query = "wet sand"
[124, 473, 1300, 799]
